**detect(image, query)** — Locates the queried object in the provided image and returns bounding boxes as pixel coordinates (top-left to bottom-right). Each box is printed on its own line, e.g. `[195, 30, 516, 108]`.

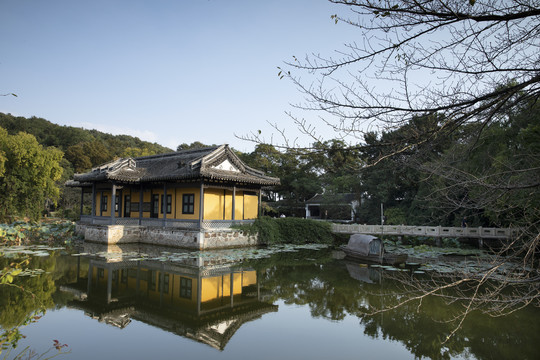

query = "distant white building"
[304, 193, 359, 222]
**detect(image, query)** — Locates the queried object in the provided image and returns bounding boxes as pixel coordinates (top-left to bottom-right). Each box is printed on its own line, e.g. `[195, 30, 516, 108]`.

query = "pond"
[0, 242, 538, 360]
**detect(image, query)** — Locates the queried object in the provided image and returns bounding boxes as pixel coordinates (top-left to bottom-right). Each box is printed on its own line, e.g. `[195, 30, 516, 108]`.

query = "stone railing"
[201, 219, 254, 229]
[331, 223, 518, 239]
[79, 215, 254, 230]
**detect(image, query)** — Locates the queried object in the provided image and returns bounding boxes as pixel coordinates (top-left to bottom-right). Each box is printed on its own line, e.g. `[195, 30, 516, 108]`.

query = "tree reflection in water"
[0, 245, 538, 359]
[248, 251, 539, 360]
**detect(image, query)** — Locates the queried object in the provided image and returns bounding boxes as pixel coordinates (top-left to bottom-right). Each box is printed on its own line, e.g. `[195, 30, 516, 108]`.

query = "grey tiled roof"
[305, 193, 357, 204]
[69, 145, 280, 186]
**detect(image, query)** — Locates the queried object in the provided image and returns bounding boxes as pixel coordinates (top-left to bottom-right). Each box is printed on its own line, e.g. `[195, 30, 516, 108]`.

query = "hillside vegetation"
[0, 113, 172, 172]
[0, 112, 172, 219]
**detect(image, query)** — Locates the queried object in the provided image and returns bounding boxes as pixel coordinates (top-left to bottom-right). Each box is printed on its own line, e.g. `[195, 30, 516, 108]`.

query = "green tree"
[64, 144, 92, 173]
[241, 144, 321, 215]
[176, 141, 214, 151]
[268, 0, 540, 331]
[309, 140, 362, 194]
[0, 128, 63, 221]
[122, 146, 160, 158]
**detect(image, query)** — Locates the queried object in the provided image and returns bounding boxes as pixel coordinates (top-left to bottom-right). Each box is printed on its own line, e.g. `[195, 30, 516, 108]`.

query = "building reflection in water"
[63, 243, 278, 350]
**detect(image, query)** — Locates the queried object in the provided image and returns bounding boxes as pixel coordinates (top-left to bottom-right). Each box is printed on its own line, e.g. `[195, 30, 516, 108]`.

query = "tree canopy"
[241, 0, 540, 330]
[0, 113, 174, 218]
[0, 113, 172, 171]
[0, 128, 63, 221]
[278, 1, 539, 144]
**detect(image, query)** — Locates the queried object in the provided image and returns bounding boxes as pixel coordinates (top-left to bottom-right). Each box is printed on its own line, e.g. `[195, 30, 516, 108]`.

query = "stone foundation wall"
[201, 230, 258, 249]
[76, 223, 259, 249]
[139, 227, 202, 249]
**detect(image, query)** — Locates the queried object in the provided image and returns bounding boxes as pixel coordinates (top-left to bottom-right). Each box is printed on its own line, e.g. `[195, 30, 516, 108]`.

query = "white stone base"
[75, 223, 259, 249]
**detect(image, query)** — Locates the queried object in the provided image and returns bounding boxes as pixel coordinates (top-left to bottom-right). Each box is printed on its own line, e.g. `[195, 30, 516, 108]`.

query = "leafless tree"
[244, 0, 540, 337]
[243, 0, 539, 148]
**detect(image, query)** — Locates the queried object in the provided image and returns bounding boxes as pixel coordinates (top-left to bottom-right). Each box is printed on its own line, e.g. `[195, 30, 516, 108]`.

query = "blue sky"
[0, 0, 359, 152]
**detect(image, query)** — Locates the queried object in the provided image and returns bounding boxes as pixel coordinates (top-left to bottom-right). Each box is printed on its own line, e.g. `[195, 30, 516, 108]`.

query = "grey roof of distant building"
[305, 193, 357, 204]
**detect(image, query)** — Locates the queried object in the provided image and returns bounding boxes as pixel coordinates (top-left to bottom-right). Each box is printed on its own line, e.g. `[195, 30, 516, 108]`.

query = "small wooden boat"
[342, 234, 408, 265]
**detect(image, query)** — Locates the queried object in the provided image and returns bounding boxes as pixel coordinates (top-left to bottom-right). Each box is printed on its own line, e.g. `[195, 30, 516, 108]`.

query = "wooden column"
[223, 189, 226, 220]
[258, 190, 262, 218]
[99, 191, 103, 217]
[197, 274, 202, 316]
[91, 183, 96, 217]
[76, 256, 81, 283]
[199, 181, 204, 228]
[111, 183, 116, 225]
[163, 183, 167, 226]
[230, 272, 234, 307]
[106, 266, 113, 304]
[159, 264, 165, 305]
[136, 262, 141, 296]
[87, 263, 93, 295]
[80, 188, 84, 216]
[257, 270, 260, 300]
[139, 183, 143, 225]
[232, 186, 236, 221]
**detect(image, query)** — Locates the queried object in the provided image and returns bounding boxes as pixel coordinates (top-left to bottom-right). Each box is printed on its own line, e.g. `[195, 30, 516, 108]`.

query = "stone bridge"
[332, 224, 517, 240]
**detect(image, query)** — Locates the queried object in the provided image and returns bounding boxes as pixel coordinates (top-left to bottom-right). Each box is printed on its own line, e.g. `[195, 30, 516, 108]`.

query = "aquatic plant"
[0, 220, 78, 247]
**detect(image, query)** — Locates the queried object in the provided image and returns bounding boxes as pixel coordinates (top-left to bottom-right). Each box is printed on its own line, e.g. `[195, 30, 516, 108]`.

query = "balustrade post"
[435, 226, 442, 247]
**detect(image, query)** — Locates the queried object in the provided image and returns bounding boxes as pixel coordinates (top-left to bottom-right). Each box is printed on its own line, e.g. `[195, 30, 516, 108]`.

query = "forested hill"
[0, 112, 173, 172]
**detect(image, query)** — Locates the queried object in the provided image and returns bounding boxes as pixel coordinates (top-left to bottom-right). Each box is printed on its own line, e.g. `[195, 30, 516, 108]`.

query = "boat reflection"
[63, 243, 278, 350]
[345, 262, 382, 284]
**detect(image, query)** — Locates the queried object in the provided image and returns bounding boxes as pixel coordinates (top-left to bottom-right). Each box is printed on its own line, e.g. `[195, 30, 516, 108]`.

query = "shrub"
[442, 237, 461, 248]
[274, 217, 333, 244]
[236, 217, 333, 245]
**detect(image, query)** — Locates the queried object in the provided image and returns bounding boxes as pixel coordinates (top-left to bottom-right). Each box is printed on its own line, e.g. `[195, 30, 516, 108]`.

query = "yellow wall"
[244, 193, 258, 219]
[235, 192, 244, 220]
[204, 189, 224, 220]
[94, 186, 258, 220]
[129, 190, 140, 218]
[243, 270, 257, 286]
[95, 193, 101, 215]
[224, 191, 233, 220]
[175, 188, 200, 220]
[232, 273, 242, 295]
[89, 267, 256, 310]
[203, 189, 258, 220]
[142, 191, 151, 218]
[97, 191, 112, 217]
[149, 188, 176, 219]
[200, 272, 253, 302]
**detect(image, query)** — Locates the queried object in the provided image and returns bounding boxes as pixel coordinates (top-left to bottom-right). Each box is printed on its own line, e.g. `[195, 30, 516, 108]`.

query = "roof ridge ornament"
[92, 157, 136, 173]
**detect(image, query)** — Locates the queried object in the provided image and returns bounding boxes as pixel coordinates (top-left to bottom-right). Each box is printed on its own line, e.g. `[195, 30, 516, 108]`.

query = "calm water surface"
[0, 243, 538, 360]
